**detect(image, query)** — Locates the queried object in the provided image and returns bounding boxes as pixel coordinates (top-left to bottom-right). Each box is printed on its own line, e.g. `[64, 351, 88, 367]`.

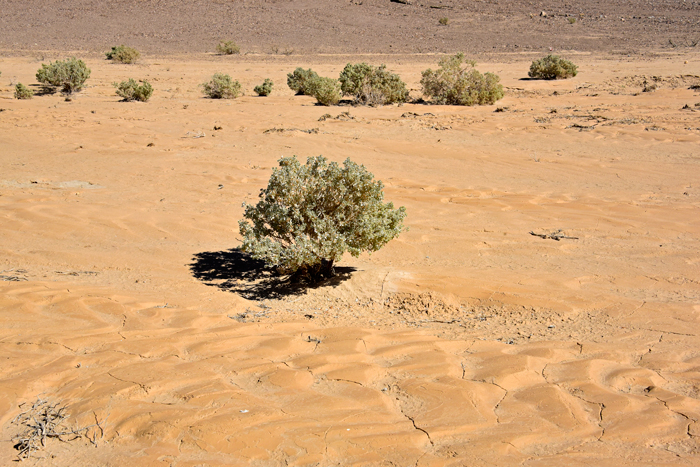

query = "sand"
[1, 51, 700, 465]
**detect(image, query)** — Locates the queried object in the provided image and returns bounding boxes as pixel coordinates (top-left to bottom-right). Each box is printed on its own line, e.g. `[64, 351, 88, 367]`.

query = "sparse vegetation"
[239, 155, 406, 282]
[306, 76, 342, 106]
[439, 17, 449, 25]
[14, 83, 34, 99]
[528, 55, 578, 79]
[568, 17, 576, 24]
[287, 67, 320, 95]
[339, 63, 409, 106]
[254, 78, 274, 96]
[105, 45, 140, 64]
[114, 78, 153, 101]
[216, 40, 240, 55]
[36, 57, 91, 94]
[201, 73, 241, 99]
[420, 53, 504, 105]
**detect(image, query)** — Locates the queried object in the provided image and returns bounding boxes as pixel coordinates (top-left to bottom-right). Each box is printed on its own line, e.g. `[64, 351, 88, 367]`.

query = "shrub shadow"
[189, 248, 356, 300]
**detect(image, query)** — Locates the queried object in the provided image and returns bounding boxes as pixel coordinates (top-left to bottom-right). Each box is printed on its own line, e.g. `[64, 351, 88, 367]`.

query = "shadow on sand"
[189, 248, 356, 300]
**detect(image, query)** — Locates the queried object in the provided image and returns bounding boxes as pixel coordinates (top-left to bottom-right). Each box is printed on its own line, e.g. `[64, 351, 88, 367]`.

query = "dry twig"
[11, 398, 105, 461]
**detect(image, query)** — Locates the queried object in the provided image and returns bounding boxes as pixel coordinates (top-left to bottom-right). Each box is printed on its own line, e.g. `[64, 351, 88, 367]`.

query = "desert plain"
[1, 1, 700, 466]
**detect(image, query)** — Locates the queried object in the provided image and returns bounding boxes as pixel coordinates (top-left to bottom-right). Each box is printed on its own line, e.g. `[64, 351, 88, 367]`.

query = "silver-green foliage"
[217, 40, 240, 55]
[36, 57, 91, 94]
[254, 78, 274, 96]
[105, 45, 140, 64]
[14, 83, 34, 99]
[201, 73, 241, 99]
[306, 76, 341, 106]
[114, 78, 153, 101]
[239, 155, 406, 280]
[528, 55, 578, 79]
[287, 67, 320, 95]
[420, 53, 504, 105]
[339, 63, 409, 105]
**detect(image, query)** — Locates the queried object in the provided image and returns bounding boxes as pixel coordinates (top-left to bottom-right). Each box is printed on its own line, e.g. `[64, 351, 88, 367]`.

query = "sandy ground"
[1, 51, 700, 465]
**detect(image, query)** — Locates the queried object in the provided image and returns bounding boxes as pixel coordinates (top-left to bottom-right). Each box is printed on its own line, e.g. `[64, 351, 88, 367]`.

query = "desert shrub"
[239, 155, 406, 282]
[306, 76, 342, 106]
[339, 63, 409, 106]
[216, 40, 240, 55]
[420, 53, 504, 105]
[568, 17, 576, 24]
[287, 67, 320, 95]
[114, 78, 153, 101]
[528, 55, 578, 79]
[14, 83, 34, 99]
[439, 17, 449, 25]
[254, 78, 274, 96]
[36, 57, 91, 94]
[105, 45, 140, 64]
[201, 73, 241, 99]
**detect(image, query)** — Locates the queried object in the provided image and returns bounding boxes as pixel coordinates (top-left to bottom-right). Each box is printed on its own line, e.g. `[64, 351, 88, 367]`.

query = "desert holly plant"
[421, 53, 504, 105]
[239, 155, 407, 282]
[36, 57, 91, 94]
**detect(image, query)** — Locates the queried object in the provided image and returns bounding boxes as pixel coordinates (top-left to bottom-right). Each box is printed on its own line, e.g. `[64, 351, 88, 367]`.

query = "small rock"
[540, 11, 547, 17]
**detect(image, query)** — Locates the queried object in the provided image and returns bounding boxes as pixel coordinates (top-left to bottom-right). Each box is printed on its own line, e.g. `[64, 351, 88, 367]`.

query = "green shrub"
[420, 53, 504, 105]
[287, 67, 320, 95]
[528, 55, 578, 79]
[114, 78, 153, 101]
[36, 57, 91, 94]
[239, 155, 406, 282]
[568, 17, 576, 24]
[439, 17, 449, 25]
[254, 78, 274, 96]
[201, 73, 241, 99]
[14, 83, 34, 99]
[105, 45, 140, 64]
[216, 40, 240, 55]
[306, 76, 342, 106]
[339, 63, 409, 106]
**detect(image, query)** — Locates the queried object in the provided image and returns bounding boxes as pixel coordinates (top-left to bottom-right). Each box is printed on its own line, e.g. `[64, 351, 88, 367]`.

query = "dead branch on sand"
[10, 397, 107, 461]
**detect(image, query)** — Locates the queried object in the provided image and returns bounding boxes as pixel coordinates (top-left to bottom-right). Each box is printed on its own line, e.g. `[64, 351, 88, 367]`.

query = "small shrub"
[339, 63, 409, 106]
[439, 17, 449, 25]
[306, 76, 342, 106]
[216, 40, 240, 55]
[114, 78, 153, 101]
[420, 53, 504, 105]
[36, 57, 91, 94]
[14, 83, 34, 99]
[201, 73, 241, 99]
[287, 67, 320, 95]
[105, 45, 140, 64]
[254, 78, 274, 96]
[528, 55, 578, 79]
[568, 17, 576, 24]
[239, 155, 406, 282]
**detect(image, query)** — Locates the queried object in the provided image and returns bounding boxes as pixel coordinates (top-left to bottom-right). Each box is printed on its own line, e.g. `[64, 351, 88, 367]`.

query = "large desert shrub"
[528, 55, 578, 79]
[306, 76, 341, 106]
[239, 155, 406, 282]
[339, 63, 409, 105]
[114, 78, 153, 101]
[14, 83, 34, 99]
[420, 53, 504, 105]
[201, 73, 241, 99]
[105, 45, 140, 64]
[254, 78, 274, 96]
[287, 67, 320, 95]
[36, 57, 91, 94]
[216, 40, 240, 55]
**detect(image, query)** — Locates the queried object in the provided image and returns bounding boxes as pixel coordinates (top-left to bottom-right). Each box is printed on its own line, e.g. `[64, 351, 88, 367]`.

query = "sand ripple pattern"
[1, 282, 698, 465]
